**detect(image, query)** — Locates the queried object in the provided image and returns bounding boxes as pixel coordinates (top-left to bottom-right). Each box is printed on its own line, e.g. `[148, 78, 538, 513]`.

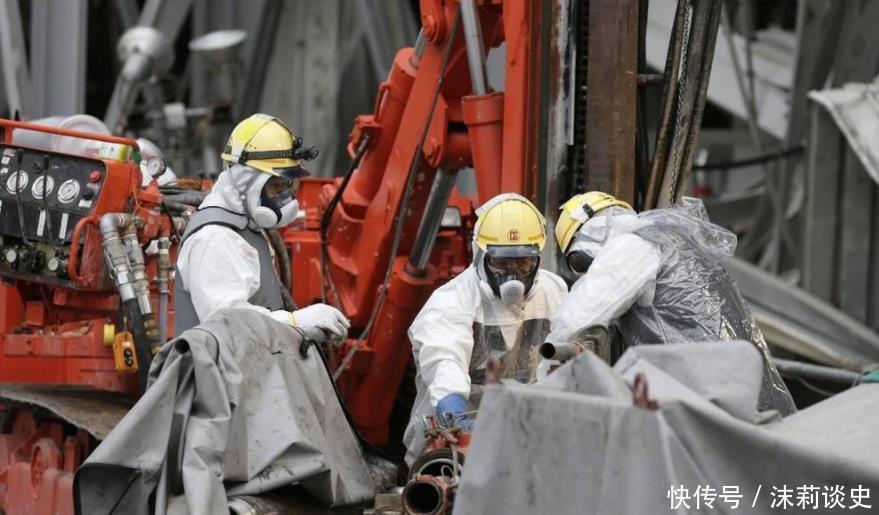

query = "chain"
[668, 0, 693, 204]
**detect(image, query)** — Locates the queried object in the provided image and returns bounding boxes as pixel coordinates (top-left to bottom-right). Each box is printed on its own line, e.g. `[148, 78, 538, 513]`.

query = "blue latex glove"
[435, 393, 474, 432]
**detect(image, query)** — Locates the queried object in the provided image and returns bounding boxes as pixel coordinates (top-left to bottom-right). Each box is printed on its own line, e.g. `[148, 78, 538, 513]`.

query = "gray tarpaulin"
[455, 342, 879, 514]
[74, 309, 375, 515]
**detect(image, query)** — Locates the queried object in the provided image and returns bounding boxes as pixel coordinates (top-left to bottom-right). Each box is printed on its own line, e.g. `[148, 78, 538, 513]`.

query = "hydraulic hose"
[100, 213, 159, 386]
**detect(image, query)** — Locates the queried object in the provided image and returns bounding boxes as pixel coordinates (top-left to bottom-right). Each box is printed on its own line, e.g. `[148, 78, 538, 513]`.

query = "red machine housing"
[0, 119, 176, 514]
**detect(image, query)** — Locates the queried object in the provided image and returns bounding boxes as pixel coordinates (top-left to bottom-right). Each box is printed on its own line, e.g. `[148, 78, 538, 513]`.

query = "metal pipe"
[460, 0, 488, 95]
[540, 326, 611, 362]
[539, 341, 581, 361]
[411, 30, 426, 66]
[100, 213, 137, 302]
[773, 358, 863, 385]
[104, 53, 150, 133]
[122, 223, 153, 318]
[408, 169, 457, 273]
[156, 236, 171, 344]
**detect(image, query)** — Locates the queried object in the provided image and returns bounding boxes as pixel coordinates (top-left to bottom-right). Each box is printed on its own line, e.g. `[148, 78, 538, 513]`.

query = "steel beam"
[29, 0, 88, 117]
[535, 0, 571, 275]
[828, 0, 879, 86]
[871, 187, 879, 334]
[802, 104, 841, 302]
[837, 147, 873, 322]
[0, 0, 30, 117]
[585, 0, 638, 204]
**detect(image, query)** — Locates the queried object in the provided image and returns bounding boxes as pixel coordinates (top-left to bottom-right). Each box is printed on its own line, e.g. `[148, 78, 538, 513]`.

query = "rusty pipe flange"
[402, 475, 455, 515]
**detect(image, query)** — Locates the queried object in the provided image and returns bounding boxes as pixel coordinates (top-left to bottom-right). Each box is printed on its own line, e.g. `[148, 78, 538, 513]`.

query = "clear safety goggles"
[485, 245, 540, 277]
[266, 176, 300, 195]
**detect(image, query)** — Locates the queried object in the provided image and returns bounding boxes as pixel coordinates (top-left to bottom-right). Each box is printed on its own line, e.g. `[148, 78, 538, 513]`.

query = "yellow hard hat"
[473, 194, 546, 251]
[555, 191, 633, 252]
[221, 113, 312, 177]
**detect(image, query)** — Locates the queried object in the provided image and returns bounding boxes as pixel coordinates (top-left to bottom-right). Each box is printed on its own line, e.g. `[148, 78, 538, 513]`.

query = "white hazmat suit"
[175, 164, 347, 337]
[404, 265, 566, 465]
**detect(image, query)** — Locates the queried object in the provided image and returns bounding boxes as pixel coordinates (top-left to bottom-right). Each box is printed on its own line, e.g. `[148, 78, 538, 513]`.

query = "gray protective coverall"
[74, 309, 374, 515]
[549, 199, 796, 415]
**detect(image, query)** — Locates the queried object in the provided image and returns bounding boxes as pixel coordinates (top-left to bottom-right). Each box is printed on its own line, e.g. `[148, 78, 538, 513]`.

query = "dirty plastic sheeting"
[454, 342, 879, 515]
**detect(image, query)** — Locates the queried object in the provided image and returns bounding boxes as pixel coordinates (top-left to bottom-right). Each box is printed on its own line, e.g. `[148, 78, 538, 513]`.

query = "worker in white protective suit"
[547, 191, 796, 415]
[175, 113, 349, 339]
[403, 194, 567, 465]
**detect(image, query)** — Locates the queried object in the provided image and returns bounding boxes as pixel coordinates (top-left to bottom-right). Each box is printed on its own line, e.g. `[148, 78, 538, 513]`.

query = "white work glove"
[292, 303, 350, 340]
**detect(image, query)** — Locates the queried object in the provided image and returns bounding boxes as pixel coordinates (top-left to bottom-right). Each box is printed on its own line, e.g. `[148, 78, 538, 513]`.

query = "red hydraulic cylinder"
[345, 49, 418, 212]
[461, 91, 504, 204]
[346, 258, 436, 444]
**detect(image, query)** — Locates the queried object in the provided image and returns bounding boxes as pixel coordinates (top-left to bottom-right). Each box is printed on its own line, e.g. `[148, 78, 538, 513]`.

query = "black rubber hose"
[123, 299, 155, 388]
[692, 145, 805, 172]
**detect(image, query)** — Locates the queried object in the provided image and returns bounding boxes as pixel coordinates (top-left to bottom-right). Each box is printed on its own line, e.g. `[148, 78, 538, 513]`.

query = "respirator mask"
[242, 172, 301, 229]
[483, 245, 541, 305]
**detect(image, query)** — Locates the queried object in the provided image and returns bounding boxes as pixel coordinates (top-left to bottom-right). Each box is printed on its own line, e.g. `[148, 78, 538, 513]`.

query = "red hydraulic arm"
[287, 0, 545, 446]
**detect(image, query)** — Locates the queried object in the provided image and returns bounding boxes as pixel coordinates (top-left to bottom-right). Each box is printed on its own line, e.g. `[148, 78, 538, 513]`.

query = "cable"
[333, 8, 462, 383]
[793, 376, 836, 398]
[692, 145, 805, 172]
